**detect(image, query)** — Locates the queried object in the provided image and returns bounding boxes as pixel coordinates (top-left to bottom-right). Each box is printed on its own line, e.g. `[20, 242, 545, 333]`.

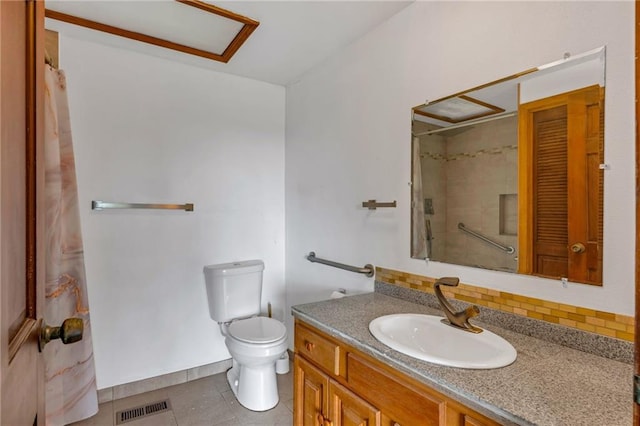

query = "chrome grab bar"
[457, 223, 515, 254]
[306, 252, 374, 277]
[92, 200, 194, 212]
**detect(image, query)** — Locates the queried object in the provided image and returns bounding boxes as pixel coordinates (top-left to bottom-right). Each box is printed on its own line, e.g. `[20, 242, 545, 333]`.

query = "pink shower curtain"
[43, 65, 98, 425]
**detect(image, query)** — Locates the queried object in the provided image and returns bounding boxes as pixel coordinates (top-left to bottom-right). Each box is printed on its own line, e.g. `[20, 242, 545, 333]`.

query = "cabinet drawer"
[295, 323, 344, 377]
[347, 353, 444, 426]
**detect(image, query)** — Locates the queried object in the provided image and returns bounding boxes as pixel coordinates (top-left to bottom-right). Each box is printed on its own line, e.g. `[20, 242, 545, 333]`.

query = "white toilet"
[203, 260, 288, 411]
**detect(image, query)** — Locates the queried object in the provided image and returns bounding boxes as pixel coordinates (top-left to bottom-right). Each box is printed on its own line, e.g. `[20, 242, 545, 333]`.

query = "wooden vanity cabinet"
[295, 355, 381, 426]
[293, 320, 501, 426]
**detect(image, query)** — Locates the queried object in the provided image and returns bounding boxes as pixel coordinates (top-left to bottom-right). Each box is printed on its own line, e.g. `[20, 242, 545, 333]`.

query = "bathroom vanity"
[294, 320, 500, 425]
[292, 292, 632, 425]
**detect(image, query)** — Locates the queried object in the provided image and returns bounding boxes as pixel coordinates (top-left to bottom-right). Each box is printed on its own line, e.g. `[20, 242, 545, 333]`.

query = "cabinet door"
[295, 355, 330, 426]
[347, 354, 443, 426]
[328, 380, 381, 426]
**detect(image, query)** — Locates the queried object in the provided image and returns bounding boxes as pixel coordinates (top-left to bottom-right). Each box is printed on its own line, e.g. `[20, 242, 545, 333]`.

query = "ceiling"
[45, 1, 414, 86]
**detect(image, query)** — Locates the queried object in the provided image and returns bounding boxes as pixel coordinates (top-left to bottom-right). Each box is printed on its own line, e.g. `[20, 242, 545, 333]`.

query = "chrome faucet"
[433, 277, 483, 333]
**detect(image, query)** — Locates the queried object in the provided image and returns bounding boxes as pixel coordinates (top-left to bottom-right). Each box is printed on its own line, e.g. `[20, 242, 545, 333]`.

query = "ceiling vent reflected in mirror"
[414, 95, 505, 124]
[45, 0, 259, 63]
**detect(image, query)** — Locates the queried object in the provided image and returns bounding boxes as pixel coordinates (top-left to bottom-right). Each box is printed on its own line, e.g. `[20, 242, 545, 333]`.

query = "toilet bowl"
[223, 316, 288, 411]
[204, 260, 288, 412]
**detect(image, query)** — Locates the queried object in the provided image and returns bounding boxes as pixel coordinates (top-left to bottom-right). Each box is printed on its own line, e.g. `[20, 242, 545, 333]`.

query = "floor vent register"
[115, 399, 172, 424]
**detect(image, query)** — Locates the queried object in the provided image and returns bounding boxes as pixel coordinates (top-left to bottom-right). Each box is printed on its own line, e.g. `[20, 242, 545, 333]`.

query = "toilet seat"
[228, 317, 286, 344]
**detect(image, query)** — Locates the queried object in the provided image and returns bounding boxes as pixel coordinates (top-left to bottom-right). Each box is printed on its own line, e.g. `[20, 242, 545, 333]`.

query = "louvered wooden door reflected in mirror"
[518, 85, 604, 285]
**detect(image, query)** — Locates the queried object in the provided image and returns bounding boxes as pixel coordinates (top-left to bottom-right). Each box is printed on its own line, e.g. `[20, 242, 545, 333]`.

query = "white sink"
[369, 314, 517, 369]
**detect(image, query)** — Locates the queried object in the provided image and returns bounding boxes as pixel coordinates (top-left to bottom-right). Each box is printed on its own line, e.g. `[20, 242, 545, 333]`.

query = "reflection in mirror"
[411, 47, 605, 285]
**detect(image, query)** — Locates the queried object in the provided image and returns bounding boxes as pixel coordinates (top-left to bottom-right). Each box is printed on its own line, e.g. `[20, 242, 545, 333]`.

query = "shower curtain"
[43, 65, 98, 425]
[411, 136, 428, 259]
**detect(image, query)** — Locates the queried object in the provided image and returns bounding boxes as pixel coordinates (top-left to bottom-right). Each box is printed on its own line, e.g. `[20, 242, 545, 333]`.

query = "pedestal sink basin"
[369, 314, 517, 369]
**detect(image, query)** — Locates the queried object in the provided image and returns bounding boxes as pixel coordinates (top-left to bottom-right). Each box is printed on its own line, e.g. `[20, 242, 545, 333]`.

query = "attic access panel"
[45, 0, 259, 63]
[414, 95, 505, 123]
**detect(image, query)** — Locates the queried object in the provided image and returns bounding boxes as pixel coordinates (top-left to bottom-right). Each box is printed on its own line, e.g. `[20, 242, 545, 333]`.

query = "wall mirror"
[411, 47, 605, 286]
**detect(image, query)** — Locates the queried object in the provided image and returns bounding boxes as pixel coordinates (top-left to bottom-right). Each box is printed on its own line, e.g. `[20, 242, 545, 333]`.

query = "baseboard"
[97, 358, 233, 404]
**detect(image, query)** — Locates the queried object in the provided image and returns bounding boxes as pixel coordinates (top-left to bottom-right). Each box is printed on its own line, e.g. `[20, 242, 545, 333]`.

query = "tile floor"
[70, 365, 294, 426]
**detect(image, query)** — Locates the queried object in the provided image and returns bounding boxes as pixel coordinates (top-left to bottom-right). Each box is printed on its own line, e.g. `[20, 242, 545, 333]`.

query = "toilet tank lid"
[204, 259, 264, 276]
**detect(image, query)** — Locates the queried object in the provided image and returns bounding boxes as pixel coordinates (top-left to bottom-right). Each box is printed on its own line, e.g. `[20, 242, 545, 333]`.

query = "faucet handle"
[460, 306, 483, 333]
[435, 277, 460, 287]
[464, 305, 480, 319]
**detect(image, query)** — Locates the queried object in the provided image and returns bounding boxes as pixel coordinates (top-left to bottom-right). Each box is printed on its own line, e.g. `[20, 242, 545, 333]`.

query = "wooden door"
[328, 381, 380, 426]
[0, 1, 45, 425]
[518, 85, 603, 285]
[634, 2, 640, 424]
[294, 355, 330, 426]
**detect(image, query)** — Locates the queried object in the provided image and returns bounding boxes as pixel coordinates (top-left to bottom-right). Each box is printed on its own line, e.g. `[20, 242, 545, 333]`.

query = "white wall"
[520, 52, 605, 103]
[59, 35, 285, 389]
[285, 0, 635, 341]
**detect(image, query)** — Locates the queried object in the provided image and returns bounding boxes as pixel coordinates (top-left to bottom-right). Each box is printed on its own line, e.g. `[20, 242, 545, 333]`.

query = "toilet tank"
[204, 260, 264, 323]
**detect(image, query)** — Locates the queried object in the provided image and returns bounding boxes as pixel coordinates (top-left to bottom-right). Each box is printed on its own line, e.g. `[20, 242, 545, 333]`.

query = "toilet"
[203, 260, 288, 411]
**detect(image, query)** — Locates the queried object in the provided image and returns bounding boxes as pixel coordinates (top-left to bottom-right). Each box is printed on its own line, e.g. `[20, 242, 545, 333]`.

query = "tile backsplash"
[376, 267, 634, 342]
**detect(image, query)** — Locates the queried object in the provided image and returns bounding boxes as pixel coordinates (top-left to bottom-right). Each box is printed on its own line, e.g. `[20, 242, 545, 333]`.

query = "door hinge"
[634, 375, 640, 404]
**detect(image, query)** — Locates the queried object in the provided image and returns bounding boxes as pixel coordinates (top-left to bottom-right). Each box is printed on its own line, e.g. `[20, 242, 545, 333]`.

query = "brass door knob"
[39, 317, 83, 351]
[571, 243, 586, 253]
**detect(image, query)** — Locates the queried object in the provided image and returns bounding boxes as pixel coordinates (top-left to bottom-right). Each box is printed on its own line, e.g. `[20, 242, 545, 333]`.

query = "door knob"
[571, 243, 586, 253]
[39, 317, 83, 351]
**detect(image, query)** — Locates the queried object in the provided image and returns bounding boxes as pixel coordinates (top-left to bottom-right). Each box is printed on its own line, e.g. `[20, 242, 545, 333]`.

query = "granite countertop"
[291, 292, 632, 426]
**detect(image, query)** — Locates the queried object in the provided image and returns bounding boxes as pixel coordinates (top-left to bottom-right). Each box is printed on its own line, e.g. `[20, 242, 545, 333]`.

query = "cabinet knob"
[317, 412, 333, 426]
[305, 340, 315, 352]
[316, 412, 333, 426]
